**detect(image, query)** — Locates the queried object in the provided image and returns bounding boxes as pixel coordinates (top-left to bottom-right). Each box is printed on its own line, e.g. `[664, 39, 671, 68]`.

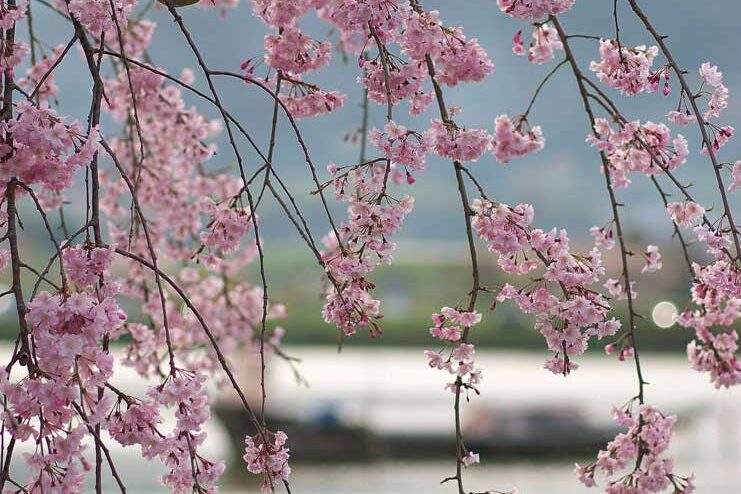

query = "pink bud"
[358, 57, 365, 69]
[406, 172, 415, 185]
[512, 30, 525, 56]
[663, 82, 671, 96]
[513, 29, 523, 45]
[618, 346, 634, 361]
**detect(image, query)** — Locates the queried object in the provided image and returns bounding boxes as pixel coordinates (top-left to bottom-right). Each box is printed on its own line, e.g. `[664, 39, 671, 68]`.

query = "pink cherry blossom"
[576, 404, 693, 493]
[666, 201, 705, 227]
[472, 198, 622, 374]
[497, 0, 576, 19]
[729, 161, 741, 192]
[491, 114, 545, 164]
[425, 119, 491, 163]
[425, 307, 484, 390]
[590, 40, 660, 96]
[588, 118, 688, 188]
[264, 26, 332, 75]
[521, 23, 563, 64]
[666, 110, 694, 126]
[244, 430, 291, 491]
[641, 245, 662, 274]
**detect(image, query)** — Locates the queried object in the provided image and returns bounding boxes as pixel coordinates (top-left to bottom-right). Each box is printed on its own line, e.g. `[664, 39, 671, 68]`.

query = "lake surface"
[4, 345, 740, 492]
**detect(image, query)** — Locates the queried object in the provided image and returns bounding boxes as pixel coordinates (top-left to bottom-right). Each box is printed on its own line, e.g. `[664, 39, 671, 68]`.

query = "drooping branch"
[627, 0, 740, 259]
[410, 1, 483, 491]
[551, 15, 647, 403]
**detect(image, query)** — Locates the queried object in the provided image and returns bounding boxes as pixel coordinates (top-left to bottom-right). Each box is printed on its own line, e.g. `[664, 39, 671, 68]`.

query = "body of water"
[4, 345, 740, 492]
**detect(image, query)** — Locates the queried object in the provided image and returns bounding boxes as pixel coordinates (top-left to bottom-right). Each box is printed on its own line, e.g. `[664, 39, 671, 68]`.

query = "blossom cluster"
[491, 114, 545, 164]
[699, 62, 729, 120]
[67, 0, 137, 35]
[497, 0, 576, 20]
[0, 0, 28, 30]
[264, 26, 332, 75]
[659, 165, 740, 389]
[199, 198, 255, 254]
[513, 23, 563, 65]
[424, 307, 484, 392]
[587, 117, 688, 188]
[472, 199, 620, 374]
[666, 201, 705, 227]
[576, 405, 694, 493]
[425, 119, 491, 163]
[678, 254, 741, 388]
[590, 40, 661, 96]
[369, 121, 428, 174]
[87, 13, 293, 487]
[666, 62, 734, 153]
[2, 246, 120, 492]
[398, 9, 494, 88]
[100, 64, 287, 378]
[244, 430, 291, 491]
[108, 371, 225, 493]
[19, 44, 66, 102]
[320, 126, 417, 335]
[0, 1, 29, 75]
[0, 101, 99, 192]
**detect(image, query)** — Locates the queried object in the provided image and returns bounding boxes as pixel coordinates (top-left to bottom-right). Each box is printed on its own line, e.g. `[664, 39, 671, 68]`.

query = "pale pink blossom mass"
[0, 0, 736, 493]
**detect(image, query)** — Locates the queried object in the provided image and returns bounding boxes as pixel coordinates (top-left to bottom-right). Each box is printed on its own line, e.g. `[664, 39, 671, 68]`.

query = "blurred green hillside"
[0, 234, 697, 351]
[242, 240, 696, 351]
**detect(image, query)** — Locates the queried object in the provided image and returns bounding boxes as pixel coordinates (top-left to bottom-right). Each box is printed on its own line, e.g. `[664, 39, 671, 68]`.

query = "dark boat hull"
[215, 403, 617, 463]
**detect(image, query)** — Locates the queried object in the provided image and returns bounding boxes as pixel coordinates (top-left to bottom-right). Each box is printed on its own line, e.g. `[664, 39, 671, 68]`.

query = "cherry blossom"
[369, 121, 428, 172]
[244, 430, 291, 491]
[264, 27, 332, 74]
[520, 23, 563, 64]
[588, 117, 688, 188]
[0, 101, 99, 191]
[472, 199, 620, 374]
[590, 40, 659, 96]
[425, 119, 491, 163]
[67, 0, 136, 34]
[0, 1, 738, 493]
[677, 245, 740, 388]
[0, 0, 27, 30]
[199, 199, 255, 254]
[641, 245, 662, 274]
[491, 114, 545, 164]
[497, 0, 576, 20]
[576, 404, 694, 493]
[729, 160, 741, 192]
[425, 307, 484, 391]
[666, 201, 705, 227]
[666, 110, 693, 126]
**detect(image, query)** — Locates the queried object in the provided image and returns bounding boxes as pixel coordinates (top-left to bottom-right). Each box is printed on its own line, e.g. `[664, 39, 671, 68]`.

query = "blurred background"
[5, 0, 741, 492]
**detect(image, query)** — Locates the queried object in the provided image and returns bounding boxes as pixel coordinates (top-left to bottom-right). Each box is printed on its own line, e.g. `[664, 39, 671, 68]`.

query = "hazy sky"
[33, 0, 741, 246]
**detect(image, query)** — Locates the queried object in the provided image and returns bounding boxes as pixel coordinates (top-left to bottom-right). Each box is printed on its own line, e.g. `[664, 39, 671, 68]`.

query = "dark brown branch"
[552, 15, 647, 403]
[411, 2, 481, 492]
